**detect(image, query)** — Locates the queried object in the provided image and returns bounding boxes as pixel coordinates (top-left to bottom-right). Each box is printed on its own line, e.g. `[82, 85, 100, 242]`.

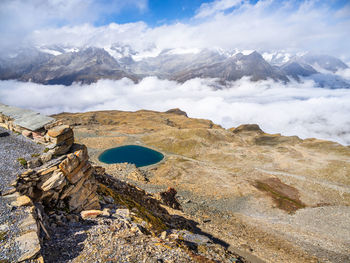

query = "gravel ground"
[0, 127, 44, 262]
[42, 211, 244, 263]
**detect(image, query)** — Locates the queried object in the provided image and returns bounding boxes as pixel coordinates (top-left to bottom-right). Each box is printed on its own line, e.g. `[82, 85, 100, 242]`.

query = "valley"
[53, 109, 350, 263]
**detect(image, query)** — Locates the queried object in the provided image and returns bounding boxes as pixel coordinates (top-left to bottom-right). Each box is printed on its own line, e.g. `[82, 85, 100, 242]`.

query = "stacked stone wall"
[0, 110, 100, 262]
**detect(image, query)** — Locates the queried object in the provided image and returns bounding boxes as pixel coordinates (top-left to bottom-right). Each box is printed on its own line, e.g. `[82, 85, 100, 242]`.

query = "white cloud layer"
[0, 0, 147, 49]
[195, 0, 242, 18]
[1, 77, 350, 145]
[0, 0, 348, 60]
[22, 0, 350, 61]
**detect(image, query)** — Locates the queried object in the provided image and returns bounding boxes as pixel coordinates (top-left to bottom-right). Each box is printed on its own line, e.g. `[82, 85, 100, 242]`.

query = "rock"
[66, 162, 92, 184]
[40, 151, 53, 163]
[44, 120, 63, 130]
[128, 169, 147, 182]
[81, 209, 104, 219]
[52, 137, 74, 155]
[231, 124, 263, 133]
[255, 134, 302, 146]
[11, 195, 33, 207]
[20, 169, 35, 177]
[19, 213, 39, 234]
[130, 223, 143, 234]
[170, 230, 211, 245]
[159, 187, 181, 210]
[59, 172, 89, 200]
[49, 129, 73, 144]
[103, 195, 114, 204]
[74, 148, 89, 162]
[165, 108, 188, 117]
[68, 184, 95, 211]
[36, 256, 45, 263]
[102, 208, 111, 217]
[32, 131, 46, 143]
[22, 130, 32, 137]
[1, 187, 16, 196]
[27, 158, 42, 169]
[82, 193, 101, 210]
[15, 231, 41, 262]
[114, 208, 130, 218]
[47, 125, 71, 138]
[40, 170, 66, 191]
[94, 166, 106, 176]
[38, 165, 58, 176]
[0, 223, 9, 232]
[160, 231, 168, 240]
[59, 154, 80, 174]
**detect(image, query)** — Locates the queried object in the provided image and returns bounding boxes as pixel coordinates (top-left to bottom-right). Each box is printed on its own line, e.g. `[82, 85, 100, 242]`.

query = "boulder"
[81, 209, 104, 219]
[165, 108, 188, 117]
[158, 187, 181, 210]
[52, 137, 74, 155]
[15, 231, 41, 262]
[11, 195, 33, 207]
[231, 124, 263, 133]
[47, 125, 71, 138]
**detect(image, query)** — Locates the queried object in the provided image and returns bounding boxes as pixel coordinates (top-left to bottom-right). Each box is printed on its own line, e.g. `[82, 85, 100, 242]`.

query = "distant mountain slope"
[281, 61, 318, 81]
[19, 47, 139, 85]
[172, 51, 289, 83]
[0, 45, 349, 88]
[0, 48, 53, 79]
[301, 54, 348, 72]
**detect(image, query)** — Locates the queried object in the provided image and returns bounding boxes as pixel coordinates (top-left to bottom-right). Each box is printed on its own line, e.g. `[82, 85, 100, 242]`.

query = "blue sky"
[95, 0, 349, 26]
[97, 0, 214, 26]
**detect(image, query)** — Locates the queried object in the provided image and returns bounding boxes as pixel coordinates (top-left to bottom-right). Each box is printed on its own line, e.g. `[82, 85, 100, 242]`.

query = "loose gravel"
[0, 127, 44, 262]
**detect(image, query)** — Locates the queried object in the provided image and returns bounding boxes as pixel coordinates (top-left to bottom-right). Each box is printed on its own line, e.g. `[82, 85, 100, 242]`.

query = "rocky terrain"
[0, 105, 247, 263]
[52, 108, 350, 263]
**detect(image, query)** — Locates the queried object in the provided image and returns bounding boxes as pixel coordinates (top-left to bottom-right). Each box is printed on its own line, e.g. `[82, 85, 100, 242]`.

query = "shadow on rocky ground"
[41, 221, 97, 263]
[40, 170, 237, 262]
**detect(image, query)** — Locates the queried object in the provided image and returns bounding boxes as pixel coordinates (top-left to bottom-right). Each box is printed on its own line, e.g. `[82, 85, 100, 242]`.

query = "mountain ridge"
[0, 45, 349, 87]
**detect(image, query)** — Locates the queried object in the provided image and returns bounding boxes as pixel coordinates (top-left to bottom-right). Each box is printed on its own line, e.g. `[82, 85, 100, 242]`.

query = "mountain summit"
[0, 45, 349, 87]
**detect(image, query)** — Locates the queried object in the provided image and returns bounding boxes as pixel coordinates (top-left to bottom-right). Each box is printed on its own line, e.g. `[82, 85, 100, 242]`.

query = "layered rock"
[15, 144, 100, 213]
[0, 107, 100, 262]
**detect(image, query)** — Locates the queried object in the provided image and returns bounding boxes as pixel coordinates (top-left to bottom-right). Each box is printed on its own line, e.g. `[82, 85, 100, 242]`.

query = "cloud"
[0, 0, 148, 49]
[195, 0, 242, 18]
[336, 68, 350, 81]
[1, 77, 350, 145]
[24, 0, 350, 61]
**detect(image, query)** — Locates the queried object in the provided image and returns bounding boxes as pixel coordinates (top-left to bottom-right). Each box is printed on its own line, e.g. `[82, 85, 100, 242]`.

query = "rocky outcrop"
[15, 144, 100, 213]
[165, 108, 188, 117]
[0, 108, 100, 262]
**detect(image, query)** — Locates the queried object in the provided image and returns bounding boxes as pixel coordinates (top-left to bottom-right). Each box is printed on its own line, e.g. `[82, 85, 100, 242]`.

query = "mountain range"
[0, 44, 349, 88]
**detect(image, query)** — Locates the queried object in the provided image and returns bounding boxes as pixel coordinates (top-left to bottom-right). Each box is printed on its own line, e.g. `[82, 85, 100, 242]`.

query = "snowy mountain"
[0, 44, 349, 88]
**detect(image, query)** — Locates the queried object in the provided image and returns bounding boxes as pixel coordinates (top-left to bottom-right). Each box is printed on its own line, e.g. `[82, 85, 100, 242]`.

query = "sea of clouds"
[1, 77, 350, 145]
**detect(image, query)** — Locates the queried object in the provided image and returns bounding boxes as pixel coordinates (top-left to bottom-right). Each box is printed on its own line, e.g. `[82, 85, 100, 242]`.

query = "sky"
[1, 0, 350, 60]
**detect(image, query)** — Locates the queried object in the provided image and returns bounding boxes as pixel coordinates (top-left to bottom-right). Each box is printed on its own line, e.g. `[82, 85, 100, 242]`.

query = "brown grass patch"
[255, 178, 306, 213]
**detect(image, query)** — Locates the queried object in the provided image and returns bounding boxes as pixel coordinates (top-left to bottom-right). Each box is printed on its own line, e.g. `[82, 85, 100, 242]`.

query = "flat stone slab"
[0, 103, 55, 131]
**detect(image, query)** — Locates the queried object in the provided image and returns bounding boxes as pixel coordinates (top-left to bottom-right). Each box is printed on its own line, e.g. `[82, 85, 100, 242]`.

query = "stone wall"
[15, 144, 100, 213]
[1, 110, 100, 262]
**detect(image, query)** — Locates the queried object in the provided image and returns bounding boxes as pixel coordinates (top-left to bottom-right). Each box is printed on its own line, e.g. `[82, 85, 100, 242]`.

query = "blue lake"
[98, 145, 164, 167]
